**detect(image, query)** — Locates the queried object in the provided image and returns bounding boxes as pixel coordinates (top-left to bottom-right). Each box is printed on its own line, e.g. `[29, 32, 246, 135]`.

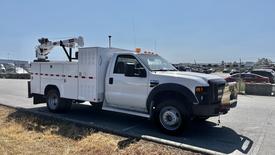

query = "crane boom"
[35, 36, 84, 61]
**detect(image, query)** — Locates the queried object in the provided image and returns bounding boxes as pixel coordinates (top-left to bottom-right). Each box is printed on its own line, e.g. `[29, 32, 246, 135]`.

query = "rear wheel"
[154, 100, 189, 135]
[46, 89, 71, 113]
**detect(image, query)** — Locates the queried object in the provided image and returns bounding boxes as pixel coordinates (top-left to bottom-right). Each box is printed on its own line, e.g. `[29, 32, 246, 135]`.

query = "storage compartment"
[77, 47, 119, 102]
[30, 47, 128, 102]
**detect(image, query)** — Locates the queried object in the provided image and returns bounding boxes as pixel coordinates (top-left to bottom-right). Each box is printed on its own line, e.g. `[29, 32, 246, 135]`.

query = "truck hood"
[154, 71, 222, 82]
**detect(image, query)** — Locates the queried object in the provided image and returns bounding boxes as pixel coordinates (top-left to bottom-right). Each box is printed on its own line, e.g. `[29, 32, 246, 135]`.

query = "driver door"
[105, 54, 149, 112]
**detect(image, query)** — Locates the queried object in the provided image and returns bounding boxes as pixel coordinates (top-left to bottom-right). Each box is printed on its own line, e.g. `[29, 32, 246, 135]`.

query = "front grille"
[208, 79, 226, 104]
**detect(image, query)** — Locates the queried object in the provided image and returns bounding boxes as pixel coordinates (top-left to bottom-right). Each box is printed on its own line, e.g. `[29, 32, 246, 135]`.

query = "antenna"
[108, 35, 112, 48]
[132, 18, 137, 48]
[154, 40, 157, 51]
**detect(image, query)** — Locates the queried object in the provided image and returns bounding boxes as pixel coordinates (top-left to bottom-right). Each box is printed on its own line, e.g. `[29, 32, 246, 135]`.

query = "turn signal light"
[195, 87, 204, 93]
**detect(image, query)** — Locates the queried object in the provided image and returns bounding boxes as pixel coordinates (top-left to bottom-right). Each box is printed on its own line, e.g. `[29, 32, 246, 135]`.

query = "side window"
[113, 55, 144, 74]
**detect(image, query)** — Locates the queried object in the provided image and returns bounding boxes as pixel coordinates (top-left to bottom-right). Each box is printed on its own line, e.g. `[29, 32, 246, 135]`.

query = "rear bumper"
[28, 81, 45, 104]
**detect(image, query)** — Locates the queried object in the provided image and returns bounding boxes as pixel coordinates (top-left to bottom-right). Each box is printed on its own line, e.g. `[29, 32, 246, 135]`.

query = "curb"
[0, 103, 225, 155]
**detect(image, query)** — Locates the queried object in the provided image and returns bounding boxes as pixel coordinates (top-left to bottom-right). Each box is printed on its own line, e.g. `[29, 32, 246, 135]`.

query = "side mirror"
[125, 63, 146, 77]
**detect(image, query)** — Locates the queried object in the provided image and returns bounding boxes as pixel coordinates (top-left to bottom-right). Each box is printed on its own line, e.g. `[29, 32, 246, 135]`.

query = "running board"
[102, 106, 150, 118]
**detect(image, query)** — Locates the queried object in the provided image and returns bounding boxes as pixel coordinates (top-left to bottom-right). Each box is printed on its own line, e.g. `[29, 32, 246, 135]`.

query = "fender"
[146, 83, 198, 115]
[44, 85, 60, 96]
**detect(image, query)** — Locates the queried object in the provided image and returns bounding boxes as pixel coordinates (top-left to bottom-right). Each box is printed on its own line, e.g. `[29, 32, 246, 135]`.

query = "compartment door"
[30, 63, 41, 94]
[78, 49, 97, 101]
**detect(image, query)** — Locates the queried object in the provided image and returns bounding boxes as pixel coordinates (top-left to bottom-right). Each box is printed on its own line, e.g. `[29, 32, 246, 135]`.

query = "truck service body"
[29, 38, 237, 134]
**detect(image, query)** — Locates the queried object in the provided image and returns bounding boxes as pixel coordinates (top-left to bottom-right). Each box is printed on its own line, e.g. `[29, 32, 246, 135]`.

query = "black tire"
[46, 89, 71, 113]
[154, 99, 190, 135]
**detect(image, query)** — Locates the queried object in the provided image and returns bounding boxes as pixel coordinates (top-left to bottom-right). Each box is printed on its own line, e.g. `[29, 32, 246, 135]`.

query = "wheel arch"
[146, 83, 198, 117]
[44, 85, 60, 96]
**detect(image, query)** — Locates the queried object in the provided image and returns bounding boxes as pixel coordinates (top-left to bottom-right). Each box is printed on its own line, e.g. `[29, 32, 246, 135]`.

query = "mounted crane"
[35, 36, 84, 61]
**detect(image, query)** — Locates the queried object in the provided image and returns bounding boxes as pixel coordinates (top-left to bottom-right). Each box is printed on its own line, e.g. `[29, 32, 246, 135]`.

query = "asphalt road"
[0, 79, 275, 155]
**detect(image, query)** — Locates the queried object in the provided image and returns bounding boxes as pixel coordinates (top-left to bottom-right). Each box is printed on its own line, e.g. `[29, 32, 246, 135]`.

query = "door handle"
[109, 77, 113, 84]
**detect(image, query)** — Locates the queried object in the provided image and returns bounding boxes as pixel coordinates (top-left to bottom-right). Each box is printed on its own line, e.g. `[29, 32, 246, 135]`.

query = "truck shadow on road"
[170, 121, 253, 154]
[9, 104, 253, 154]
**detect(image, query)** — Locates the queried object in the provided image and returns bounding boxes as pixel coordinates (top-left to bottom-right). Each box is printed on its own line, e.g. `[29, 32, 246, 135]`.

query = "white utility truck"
[28, 36, 237, 134]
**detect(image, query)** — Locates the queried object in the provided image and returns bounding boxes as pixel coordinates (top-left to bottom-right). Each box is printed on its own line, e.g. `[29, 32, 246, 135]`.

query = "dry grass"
[0, 105, 198, 155]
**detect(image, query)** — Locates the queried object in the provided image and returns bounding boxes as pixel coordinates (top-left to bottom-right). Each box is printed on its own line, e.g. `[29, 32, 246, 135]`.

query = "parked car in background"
[262, 67, 275, 72]
[202, 68, 211, 74]
[225, 73, 270, 83]
[4, 63, 16, 73]
[178, 66, 191, 72]
[208, 68, 215, 73]
[230, 69, 240, 75]
[251, 69, 275, 83]
[223, 68, 230, 73]
[0, 64, 5, 73]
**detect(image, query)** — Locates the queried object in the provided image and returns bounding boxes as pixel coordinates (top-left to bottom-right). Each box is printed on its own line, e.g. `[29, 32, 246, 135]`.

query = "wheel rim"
[159, 106, 182, 131]
[48, 93, 58, 110]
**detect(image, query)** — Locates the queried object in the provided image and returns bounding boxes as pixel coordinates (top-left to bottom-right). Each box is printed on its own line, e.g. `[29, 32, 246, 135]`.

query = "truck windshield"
[137, 54, 177, 71]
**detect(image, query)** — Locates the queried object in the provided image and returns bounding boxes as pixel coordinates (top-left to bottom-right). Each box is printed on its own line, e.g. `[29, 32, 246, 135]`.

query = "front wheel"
[154, 100, 189, 135]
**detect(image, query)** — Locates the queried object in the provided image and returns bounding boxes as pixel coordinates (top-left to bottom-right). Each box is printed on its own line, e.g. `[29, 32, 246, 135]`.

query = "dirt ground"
[0, 105, 199, 155]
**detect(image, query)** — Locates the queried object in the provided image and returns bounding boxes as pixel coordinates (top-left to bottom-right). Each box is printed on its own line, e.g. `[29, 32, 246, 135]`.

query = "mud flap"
[33, 94, 46, 104]
[27, 81, 32, 98]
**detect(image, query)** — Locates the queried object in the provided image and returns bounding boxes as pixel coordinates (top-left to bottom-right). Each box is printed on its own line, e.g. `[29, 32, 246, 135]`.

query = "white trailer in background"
[29, 36, 237, 135]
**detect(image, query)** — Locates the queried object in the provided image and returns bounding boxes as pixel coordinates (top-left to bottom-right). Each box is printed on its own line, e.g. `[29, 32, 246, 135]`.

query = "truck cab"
[29, 47, 237, 135]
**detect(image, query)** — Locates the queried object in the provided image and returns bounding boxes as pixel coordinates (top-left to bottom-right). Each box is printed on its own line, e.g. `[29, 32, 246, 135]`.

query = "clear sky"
[0, 0, 274, 63]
